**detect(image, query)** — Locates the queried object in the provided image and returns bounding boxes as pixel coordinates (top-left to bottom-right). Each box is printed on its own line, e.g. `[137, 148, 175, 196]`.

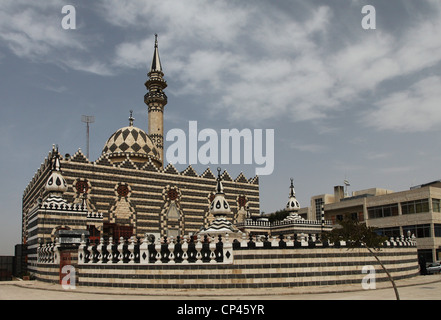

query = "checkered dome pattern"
[102, 126, 159, 159]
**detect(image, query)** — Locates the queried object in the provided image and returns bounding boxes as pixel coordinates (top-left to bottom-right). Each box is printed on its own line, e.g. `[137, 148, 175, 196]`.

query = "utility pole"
[81, 115, 95, 159]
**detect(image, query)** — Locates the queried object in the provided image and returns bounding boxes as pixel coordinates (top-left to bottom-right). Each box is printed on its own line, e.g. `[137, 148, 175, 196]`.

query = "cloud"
[0, 1, 112, 76]
[108, 0, 441, 130]
[0, 2, 85, 58]
[63, 59, 114, 76]
[364, 76, 441, 132]
[3, 0, 441, 130]
[98, 0, 249, 44]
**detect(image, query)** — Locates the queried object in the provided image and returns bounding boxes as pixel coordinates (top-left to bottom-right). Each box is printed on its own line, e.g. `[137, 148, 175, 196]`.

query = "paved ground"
[1, 274, 441, 300]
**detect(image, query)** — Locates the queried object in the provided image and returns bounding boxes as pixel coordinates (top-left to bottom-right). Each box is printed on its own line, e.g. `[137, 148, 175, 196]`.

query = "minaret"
[144, 34, 167, 167]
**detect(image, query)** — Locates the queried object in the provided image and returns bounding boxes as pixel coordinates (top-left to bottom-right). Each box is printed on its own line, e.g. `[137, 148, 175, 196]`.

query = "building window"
[375, 227, 401, 239]
[367, 204, 398, 219]
[433, 199, 441, 213]
[403, 224, 431, 238]
[314, 198, 324, 221]
[434, 224, 441, 237]
[401, 199, 430, 215]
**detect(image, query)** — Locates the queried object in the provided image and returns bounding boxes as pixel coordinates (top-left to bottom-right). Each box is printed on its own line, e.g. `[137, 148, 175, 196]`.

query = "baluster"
[300, 233, 308, 247]
[161, 236, 171, 263]
[54, 238, 60, 264]
[286, 235, 294, 247]
[195, 235, 203, 264]
[240, 232, 248, 248]
[47, 244, 52, 263]
[78, 235, 86, 264]
[107, 237, 115, 263]
[390, 237, 395, 246]
[91, 242, 98, 263]
[139, 233, 149, 264]
[271, 236, 278, 247]
[41, 244, 45, 263]
[209, 236, 216, 263]
[168, 236, 175, 264]
[256, 235, 264, 248]
[45, 244, 50, 263]
[174, 236, 182, 263]
[117, 237, 124, 264]
[128, 236, 135, 264]
[181, 235, 189, 264]
[215, 235, 222, 262]
[155, 237, 162, 264]
[40, 243, 44, 263]
[82, 240, 91, 263]
[97, 238, 104, 264]
[44, 243, 50, 263]
[411, 234, 416, 246]
[50, 242, 55, 263]
[223, 233, 233, 264]
[46, 242, 51, 263]
[37, 239, 42, 263]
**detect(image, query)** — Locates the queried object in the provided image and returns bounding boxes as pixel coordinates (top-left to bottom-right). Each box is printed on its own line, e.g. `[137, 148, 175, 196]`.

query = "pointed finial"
[52, 152, 61, 172]
[216, 167, 224, 194]
[81, 191, 87, 207]
[289, 178, 295, 198]
[150, 33, 162, 72]
[129, 110, 134, 126]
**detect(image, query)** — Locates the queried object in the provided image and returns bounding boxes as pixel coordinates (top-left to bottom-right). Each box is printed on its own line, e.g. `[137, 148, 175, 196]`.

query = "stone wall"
[35, 236, 419, 289]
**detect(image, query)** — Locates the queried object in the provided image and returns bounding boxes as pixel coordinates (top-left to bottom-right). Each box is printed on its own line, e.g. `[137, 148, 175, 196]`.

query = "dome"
[286, 198, 300, 211]
[46, 170, 68, 194]
[102, 125, 161, 164]
[210, 193, 231, 216]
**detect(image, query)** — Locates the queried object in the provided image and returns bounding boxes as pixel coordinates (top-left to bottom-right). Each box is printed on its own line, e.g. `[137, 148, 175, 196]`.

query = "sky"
[1, 0, 441, 255]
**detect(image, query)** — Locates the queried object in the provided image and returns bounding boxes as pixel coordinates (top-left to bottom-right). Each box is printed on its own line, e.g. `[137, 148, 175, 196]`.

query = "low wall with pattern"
[34, 235, 419, 289]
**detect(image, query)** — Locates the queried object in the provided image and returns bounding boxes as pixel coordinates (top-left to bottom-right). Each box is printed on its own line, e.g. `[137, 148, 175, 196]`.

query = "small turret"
[286, 178, 300, 213]
[45, 147, 68, 196]
[198, 168, 240, 238]
[283, 178, 303, 222]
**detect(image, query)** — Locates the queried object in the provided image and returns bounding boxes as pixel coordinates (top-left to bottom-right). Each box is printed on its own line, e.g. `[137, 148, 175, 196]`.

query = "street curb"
[7, 275, 441, 298]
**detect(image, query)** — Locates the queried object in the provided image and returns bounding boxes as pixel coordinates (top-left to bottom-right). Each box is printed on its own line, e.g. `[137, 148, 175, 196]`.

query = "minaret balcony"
[144, 91, 168, 104]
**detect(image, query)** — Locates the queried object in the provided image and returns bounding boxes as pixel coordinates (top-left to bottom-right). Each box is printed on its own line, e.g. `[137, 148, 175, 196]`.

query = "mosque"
[22, 37, 419, 290]
[21, 36, 331, 273]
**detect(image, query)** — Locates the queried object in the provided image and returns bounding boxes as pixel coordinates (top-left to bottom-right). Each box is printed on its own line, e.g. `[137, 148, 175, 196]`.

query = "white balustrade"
[72, 231, 416, 266]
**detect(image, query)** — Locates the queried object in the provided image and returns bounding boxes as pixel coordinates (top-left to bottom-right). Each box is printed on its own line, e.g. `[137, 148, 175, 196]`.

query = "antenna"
[344, 179, 350, 198]
[81, 115, 95, 159]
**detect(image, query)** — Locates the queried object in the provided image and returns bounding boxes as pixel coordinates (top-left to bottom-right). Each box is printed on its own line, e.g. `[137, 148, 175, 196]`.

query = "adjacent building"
[304, 181, 441, 262]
